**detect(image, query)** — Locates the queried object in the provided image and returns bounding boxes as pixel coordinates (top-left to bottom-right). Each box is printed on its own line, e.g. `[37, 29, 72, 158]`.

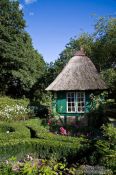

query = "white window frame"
[67, 92, 85, 113]
[76, 92, 85, 113]
[66, 92, 76, 113]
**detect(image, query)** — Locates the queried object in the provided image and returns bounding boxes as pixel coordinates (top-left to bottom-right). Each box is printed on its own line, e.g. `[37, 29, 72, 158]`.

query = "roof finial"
[74, 46, 85, 56]
[80, 46, 84, 52]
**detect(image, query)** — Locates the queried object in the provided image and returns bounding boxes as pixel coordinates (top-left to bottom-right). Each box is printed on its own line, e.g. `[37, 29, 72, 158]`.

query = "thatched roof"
[46, 49, 107, 91]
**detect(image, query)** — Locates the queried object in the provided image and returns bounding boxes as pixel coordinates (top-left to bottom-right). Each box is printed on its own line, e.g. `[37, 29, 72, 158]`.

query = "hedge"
[0, 119, 90, 162]
[0, 137, 89, 162]
[25, 119, 85, 143]
[0, 121, 30, 141]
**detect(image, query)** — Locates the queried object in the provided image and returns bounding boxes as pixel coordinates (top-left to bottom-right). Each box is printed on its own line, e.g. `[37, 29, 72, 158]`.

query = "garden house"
[46, 48, 107, 125]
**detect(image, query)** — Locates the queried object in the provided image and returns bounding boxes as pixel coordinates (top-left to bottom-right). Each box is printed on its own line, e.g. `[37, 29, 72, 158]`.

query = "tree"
[92, 17, 116, 71]
[52, 33, 94, 77]
[101, 68, 116, 100]
[42, 16, 116, 101]
[51, 17, 116, 77]
[30, 62, 55, 102]
[0, 0, 45, 97]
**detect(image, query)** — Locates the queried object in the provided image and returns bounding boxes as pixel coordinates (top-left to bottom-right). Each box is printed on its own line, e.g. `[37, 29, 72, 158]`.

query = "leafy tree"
[53, 33, 94, 76]
[0, 0, 45, 97]
[92, 17, 116, 71]
[101, 68, 116, 101]
[30, 63, 55, 102]
[101, 68, 116, 92]
[44, 17, 116, 94]
[51, 16, 116, 77]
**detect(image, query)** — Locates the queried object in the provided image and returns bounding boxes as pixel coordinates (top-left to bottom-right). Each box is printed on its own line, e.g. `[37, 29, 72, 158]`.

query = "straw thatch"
[46, 49, 107, 91]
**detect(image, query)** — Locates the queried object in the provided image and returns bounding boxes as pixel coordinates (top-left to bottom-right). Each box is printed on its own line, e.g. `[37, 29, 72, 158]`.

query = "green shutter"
[56, 91, 91, 114]
[56, 92, 66, 113]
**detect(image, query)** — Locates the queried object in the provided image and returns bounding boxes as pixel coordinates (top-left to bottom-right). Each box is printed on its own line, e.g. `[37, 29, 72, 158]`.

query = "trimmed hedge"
[0, 119, 89, 162]
[0, 121, 30, 141]
[25, 119, 86, 143]
[0, 137, 89, 162]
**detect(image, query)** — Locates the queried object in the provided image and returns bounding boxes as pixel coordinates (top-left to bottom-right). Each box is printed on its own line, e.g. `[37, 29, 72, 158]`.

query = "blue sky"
[19, 0, 116, 62]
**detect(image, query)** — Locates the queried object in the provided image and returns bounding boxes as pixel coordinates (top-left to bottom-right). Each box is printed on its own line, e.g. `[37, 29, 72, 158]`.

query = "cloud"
[25, 0, 37, 4]
[29, 12, 34, 16]
[19, 4, 24, 10]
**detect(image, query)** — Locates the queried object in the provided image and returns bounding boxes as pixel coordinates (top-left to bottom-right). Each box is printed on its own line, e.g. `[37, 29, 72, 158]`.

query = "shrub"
[25, 119, 87, 144]
[0, 119, 89, 162]
[0, 137, 89, 163]
[0, 97, 29, 108]
[0, 156, 113, 175]
[0, 97, 32, 121]
[0, 121, 30, 142]
[89, 124, 116, 173]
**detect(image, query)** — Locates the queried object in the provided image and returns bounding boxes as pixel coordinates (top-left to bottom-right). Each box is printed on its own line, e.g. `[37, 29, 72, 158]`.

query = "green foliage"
[89, 93, 106, 111]
[0, 121, 30, 142]
[0, 0, 45, 98]
[92, 124, 116, 172]
[0, 119, 89, 162]
[0, 97, 32, 121]
[0, 137, 89, 162]
[104, 68, 116, 90]
[0, 156, 113, 175]
[42, 17, 116, 92]
[51, 33, 94, 79]
[0, 120, 115, 173]
[101, 124, 116, 144]
[91, 17, 116, 70]
[0, 96, 29, 107]
[101, 68, 116, 96]
[87, 92, 108, 128]
[25, 119, 87, 143]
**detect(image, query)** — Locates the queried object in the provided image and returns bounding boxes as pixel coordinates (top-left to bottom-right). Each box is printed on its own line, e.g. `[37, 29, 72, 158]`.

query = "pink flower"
[60, 127, 67, 135]
[48, 120, 52, 125]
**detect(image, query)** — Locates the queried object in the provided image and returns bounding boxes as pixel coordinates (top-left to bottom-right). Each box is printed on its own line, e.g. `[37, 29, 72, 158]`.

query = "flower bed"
[0, 155, 113, 175]
[0, 97, 32, 121]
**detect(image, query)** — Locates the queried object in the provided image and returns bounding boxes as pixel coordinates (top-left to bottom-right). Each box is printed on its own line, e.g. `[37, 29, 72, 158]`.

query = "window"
[77, 92, 85, 112]
[67, 92, 85, 113]
[67, 92, 76, 112]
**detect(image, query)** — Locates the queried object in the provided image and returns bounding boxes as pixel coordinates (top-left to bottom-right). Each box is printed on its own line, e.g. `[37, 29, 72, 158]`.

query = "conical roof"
[46, 49, 107, 91]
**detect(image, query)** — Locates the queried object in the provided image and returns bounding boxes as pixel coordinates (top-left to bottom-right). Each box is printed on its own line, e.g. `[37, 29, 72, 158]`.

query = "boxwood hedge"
[0, 119, 90, 162]
[0, 122, 30, 141]
[0, 137, 89, 162]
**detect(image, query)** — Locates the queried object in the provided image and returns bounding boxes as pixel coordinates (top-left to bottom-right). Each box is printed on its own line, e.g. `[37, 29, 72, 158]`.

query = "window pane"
[71, 93, 74, 96]
[82, 102, 84, 106]
[67, 93, 71, 97]
[72, 102, 75, 107]
[72, 107, 75, 111]
[71, 98, 74, 102]
[77, 92, 85, 113]
[67, 92, 75, 112]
